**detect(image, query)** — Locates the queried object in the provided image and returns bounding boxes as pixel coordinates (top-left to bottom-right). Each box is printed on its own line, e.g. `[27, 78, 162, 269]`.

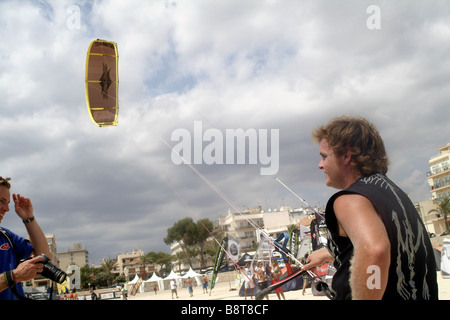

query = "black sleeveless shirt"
[325, 173, 438, 300]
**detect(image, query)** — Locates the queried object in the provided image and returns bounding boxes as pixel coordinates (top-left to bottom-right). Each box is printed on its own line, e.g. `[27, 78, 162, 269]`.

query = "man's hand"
[12, 256, 44, 283]
[301, 248, 333, 271]
[12, 193, 52, 259]
[12, 194, 33, 220]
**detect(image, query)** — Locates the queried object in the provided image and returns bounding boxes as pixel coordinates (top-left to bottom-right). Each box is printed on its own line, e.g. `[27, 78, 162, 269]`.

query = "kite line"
[274, 177, 325, 221]
[159, 136, 334, 299]
[162, 163, 257, 289]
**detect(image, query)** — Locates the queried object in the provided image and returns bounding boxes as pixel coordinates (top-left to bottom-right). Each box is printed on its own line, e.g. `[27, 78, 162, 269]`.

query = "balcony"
[427, 166, 449, 178]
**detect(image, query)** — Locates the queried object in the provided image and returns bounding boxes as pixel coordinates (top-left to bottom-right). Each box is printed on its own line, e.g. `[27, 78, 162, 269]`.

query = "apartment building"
[217, 205, 314, 251]
[423, 142, 450, 245]
[116, 249, 144, 277]
[58, 243, 89, 271]
[217, 206, 265, 251]
[427, 143, 450, 201]
[415, 199, 440, 235]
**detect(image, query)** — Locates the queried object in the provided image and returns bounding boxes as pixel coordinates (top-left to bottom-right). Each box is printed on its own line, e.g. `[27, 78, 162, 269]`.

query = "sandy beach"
[127, 279, 329, 301]
[126, 271, 450, 301]
[75, 272, 450, 318]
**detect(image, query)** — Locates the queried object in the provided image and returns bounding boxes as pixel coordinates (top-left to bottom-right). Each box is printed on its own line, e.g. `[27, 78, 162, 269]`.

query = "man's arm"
[334, 194, 391, 300]
[0, 256, 44, 293]
[13, 194, 51, 258]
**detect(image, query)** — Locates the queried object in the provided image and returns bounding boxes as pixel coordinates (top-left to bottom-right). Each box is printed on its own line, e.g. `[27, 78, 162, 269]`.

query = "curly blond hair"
[312, 116, 389, 175]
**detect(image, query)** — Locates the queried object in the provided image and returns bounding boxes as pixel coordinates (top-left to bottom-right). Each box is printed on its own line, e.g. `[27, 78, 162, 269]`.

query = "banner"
[310, 218, 325, 251]
[57, 277, 70, 295]
[210, 236, 228, 290]
[227, 235, 240, 261]
[288, 227, 299, 264]
[130, 277, 143, 296]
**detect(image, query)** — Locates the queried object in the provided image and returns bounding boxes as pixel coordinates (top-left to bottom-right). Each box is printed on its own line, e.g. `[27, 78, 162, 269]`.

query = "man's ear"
[343, 147, 352, 163]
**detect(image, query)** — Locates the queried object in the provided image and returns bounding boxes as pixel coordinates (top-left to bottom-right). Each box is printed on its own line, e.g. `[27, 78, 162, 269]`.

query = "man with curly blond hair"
[302, 116, 438, 300]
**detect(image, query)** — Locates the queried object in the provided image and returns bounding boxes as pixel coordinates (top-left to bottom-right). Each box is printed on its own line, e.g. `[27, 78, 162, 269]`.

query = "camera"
[21, 254, 67, 284]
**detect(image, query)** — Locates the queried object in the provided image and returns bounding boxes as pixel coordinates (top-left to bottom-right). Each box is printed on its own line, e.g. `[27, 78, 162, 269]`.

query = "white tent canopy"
[182, 267, 203, 290]
[147, 272, 163, 282]
[144, 272, 165, 292]
[182, 267, 202, 278]
[128, 274, 140, 284]
[163, 270, 182, 291]
[163, 269, 181, 280]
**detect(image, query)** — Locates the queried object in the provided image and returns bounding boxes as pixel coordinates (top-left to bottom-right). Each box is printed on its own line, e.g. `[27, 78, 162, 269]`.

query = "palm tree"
[101, 258, 118, 287]
[174, 251, 189, 273]
[146, 251, 173, 275]
[285, 224, 299, 234]
[140, 253, 155, 278]
[428, 196, 450, 232]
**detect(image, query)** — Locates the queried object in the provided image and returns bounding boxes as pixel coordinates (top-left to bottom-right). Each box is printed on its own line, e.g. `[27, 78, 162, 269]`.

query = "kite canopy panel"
[85, 39, 119, 127]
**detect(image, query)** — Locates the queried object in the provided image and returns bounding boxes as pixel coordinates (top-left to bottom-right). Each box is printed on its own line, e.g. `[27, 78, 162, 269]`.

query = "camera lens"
[42, 263, 67, 284]
[39, 254, 67, 284]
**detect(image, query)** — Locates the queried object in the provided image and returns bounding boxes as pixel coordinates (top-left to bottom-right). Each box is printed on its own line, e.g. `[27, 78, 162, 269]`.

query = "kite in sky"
[85, 39, 119, 127]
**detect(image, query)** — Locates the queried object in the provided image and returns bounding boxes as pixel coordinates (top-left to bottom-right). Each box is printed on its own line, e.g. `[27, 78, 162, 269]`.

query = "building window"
[442, 161, 449, 171]
[431, 165, 441, 175]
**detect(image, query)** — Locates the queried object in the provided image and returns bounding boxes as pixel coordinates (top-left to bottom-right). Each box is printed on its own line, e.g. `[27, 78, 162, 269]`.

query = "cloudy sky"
[1, 0, 449, 265]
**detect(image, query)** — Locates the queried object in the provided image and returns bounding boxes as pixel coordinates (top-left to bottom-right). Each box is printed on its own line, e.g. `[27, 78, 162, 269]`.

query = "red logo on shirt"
[0, 243, 10, 250]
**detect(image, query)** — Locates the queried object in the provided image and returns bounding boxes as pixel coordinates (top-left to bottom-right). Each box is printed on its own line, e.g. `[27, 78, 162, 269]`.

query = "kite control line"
[245, 222, 333, 300]
[163, 177, 257, 289]
[254, 178, 334, 299]
[254, 239, 334, 300]
[275, 177, 325, 220]
[255, 267, 334, 300]
[160, 137, 333, 299]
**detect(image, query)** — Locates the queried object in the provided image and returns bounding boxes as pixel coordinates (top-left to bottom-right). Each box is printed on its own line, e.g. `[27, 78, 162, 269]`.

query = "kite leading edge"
[85, 39, 119, 127]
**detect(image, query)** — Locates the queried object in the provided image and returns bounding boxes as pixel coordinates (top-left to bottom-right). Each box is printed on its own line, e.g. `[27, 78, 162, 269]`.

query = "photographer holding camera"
[0, 177, 51, 300]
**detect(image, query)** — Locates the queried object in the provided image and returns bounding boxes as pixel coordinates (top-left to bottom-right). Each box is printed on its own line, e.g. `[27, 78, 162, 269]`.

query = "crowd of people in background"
[243, 258, 290, 300]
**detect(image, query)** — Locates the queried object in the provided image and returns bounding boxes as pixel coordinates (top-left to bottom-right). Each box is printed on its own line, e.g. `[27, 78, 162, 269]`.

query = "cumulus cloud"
[0, 0, 449, 264]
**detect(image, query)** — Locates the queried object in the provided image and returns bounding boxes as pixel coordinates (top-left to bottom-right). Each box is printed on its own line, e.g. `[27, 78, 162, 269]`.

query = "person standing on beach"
[170, 278, 179, 299]
[243, 263, 254, 299]
[201, 275, 208, 293]
[270, 259, 285, 300]
[302, 116, 438, 300]
[90, 288, 98, 300]
[121, 284, 127, 300]
[186, 277, 194, 297]
[255, 261, 269, 300]
[70, 288, 78, 300]
[301, 254, 312, 296]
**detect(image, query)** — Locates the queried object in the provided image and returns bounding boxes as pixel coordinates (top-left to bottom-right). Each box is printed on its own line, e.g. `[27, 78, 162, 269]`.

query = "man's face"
[0, 186, 11, 224]
[318, 138, 347, 189]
